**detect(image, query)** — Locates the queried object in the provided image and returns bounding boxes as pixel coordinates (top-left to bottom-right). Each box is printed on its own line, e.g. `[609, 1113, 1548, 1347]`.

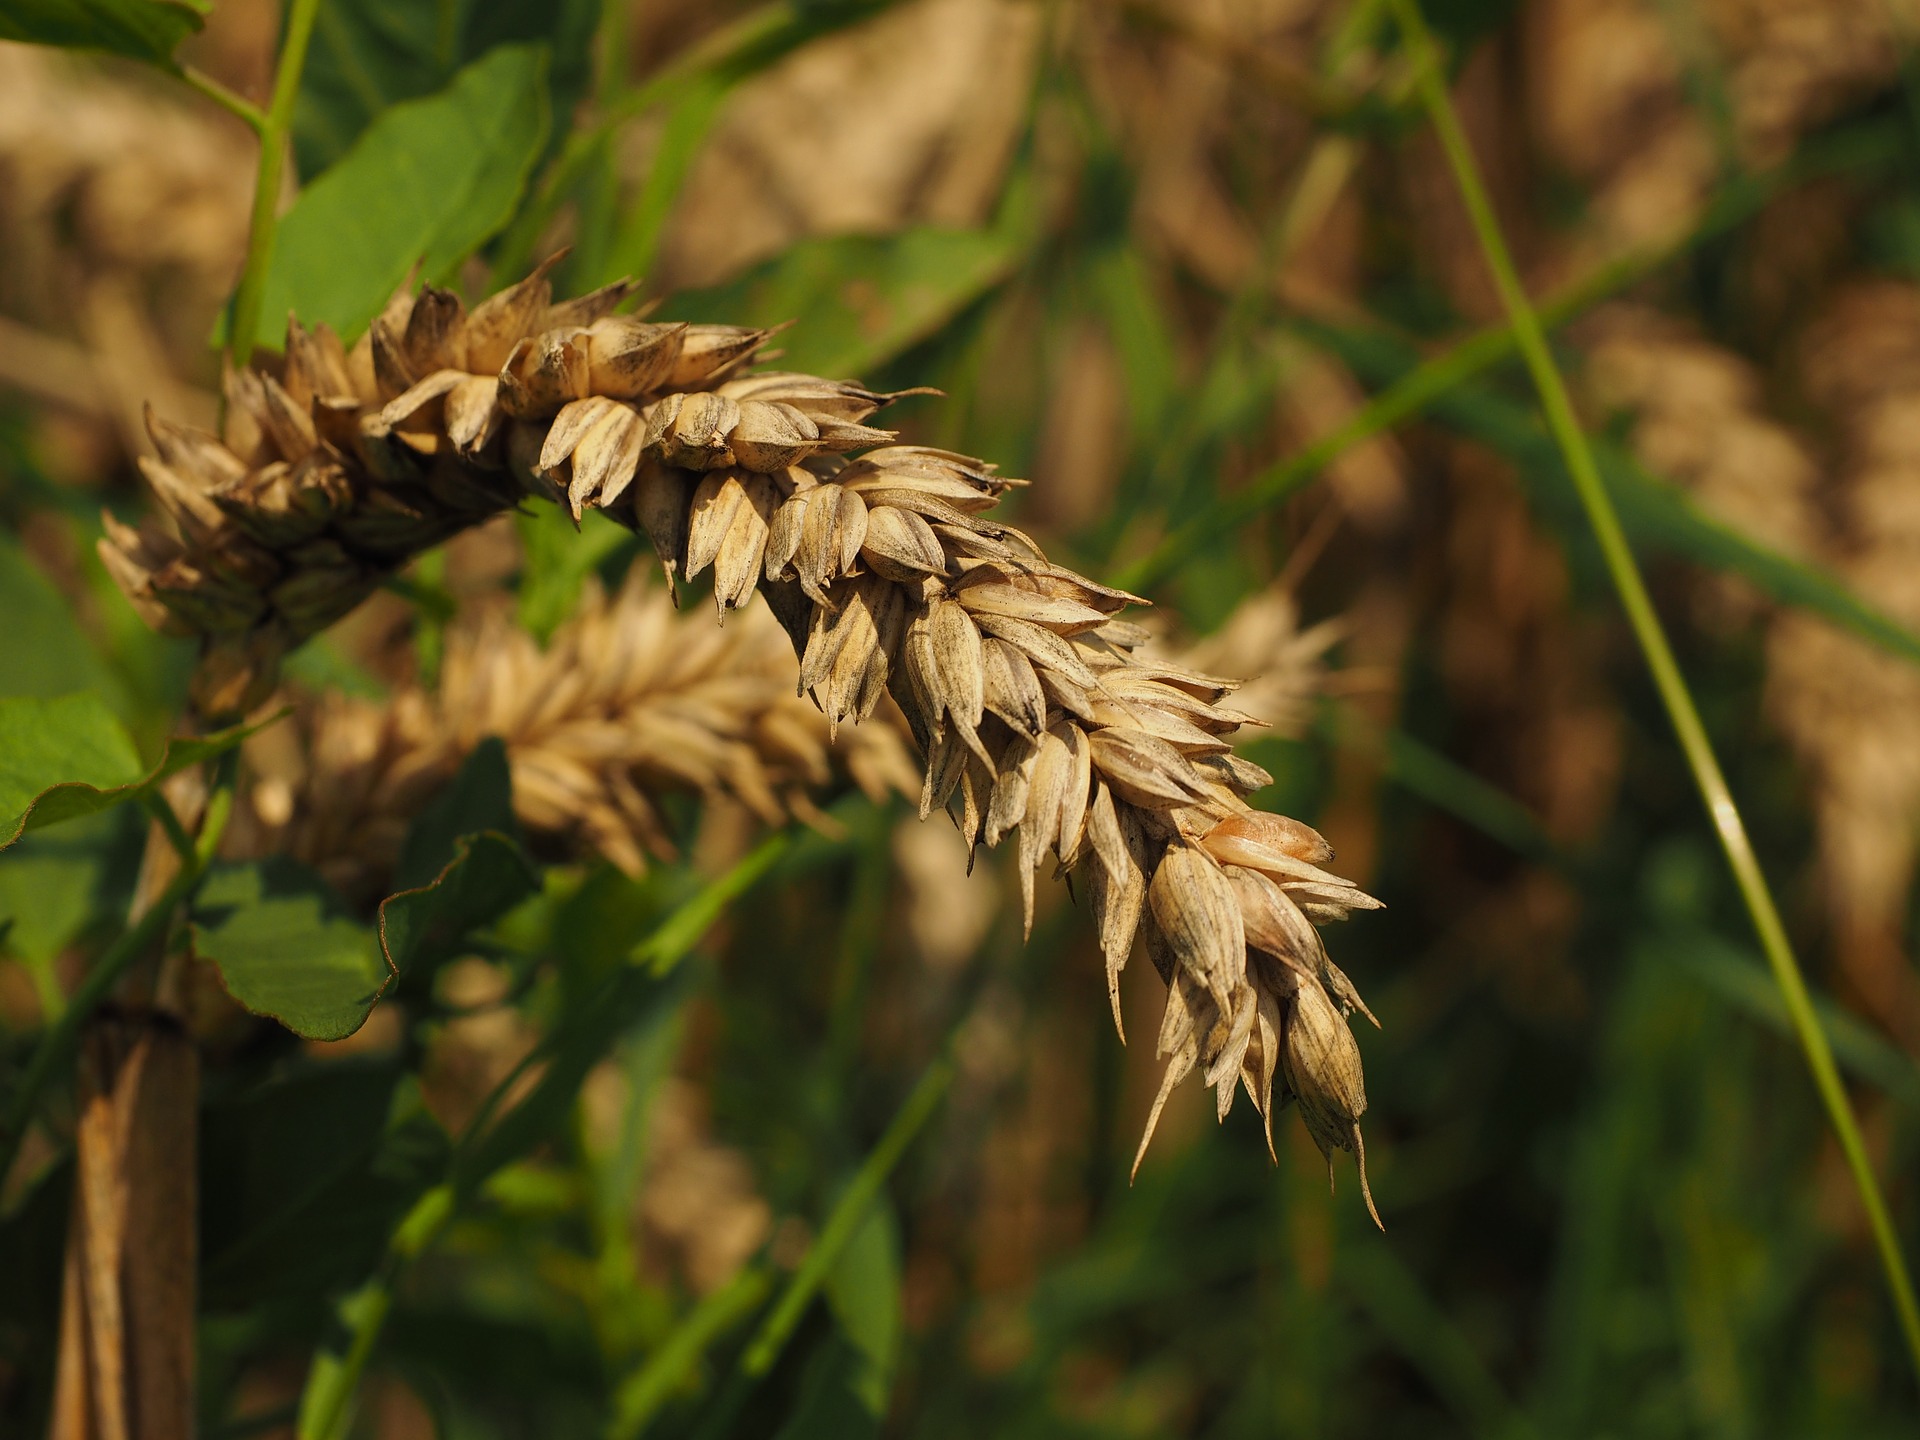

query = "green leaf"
[295, 0, 596, 178]
[394, 737, 517, 891]
[772, 1336, 882, 1440]
[199, 1058, 414, 1305]
[381, 826, 539, 984]
[0, 0, 206, 69]
[0, 810, 128, 1016]
[376, 739, 536, 975]
[250, 43, 552, 352]
[378, 831, 538, 977]
[667, 226, 1027, 380]
[192, 858, 392, 1041]
[0, 533, 118, 703]
[824, 1201, 902, 1416]
[0, 694, 139, 846]
[0, 698, 275, 848]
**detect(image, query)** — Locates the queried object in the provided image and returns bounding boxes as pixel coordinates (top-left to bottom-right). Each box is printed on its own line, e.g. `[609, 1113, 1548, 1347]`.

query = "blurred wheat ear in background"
[5, 0, 1920, 1436]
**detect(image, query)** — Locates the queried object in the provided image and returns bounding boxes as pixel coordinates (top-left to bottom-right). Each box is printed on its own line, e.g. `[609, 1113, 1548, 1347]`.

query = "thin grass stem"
[181, 65, 268, 133]
[227, 0, 322, 365]
[1385, 0, 1920, 1383]
[684, 1050, 955, 1440]
[607, 1267, 772, 1439]
[739, 1052, 954, 1376]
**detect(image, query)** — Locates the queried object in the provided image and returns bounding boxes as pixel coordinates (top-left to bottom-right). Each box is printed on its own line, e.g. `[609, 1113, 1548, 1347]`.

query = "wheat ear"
[104, 258, 1384, 1203]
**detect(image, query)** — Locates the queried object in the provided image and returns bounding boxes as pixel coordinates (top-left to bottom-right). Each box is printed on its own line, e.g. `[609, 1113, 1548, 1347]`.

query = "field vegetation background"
[4, 0, 1920, 1435]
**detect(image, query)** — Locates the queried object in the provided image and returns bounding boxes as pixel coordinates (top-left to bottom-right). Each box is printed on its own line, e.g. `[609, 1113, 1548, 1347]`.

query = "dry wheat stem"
[104, 257, 1385, 1204]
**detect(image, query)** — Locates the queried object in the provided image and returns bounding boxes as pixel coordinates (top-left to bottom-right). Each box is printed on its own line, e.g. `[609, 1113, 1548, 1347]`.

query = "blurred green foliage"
[3, 0, 1920, 1437]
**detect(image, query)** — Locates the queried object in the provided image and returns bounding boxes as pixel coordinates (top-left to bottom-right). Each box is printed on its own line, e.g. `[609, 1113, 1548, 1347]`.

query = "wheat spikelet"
[108, 260, 1385, 1206]
[244, 570, 919, 898]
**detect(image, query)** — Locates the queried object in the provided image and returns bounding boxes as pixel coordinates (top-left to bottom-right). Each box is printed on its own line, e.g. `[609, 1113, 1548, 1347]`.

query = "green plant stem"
[608, 1046, 951, 1440]
[1386, 0, 1920, 1383]
[141, 789, 197, 866]
[227, 0, 322, 365]
[0, 786, 232, 1194]
[181, 65, 269, 133]
[741, 1052, 953, 1376]
[607, 1266, 772, 1439]
[683, 1050, 955, 1440]
[297, 834, 797, 1440]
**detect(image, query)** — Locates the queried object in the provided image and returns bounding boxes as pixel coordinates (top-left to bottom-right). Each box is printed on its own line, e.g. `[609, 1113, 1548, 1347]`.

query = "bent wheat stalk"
[105, 256, 1386, 1209]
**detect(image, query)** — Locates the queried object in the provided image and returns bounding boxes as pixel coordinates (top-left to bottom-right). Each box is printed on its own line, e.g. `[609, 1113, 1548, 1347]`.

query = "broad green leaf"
[250, 44, 552, 352]
[0, 698, 275, 848]
[193, 857, 392, 1041]
[294, 0, 596, 178]
[0, 811, 131, 1018]
[0, 533, 117, 703]
[377, 739, 536, 973]
[667, 226, 1027, 380]
[394, 737, 517, 890]
[0, 694, 140, 843]
[825, 1201, 903, 1416]
[379, 833, 539, 973]
[202, 1069, 451, 1309]
[772, 1336, 882, 1440]
[0, 0, 206, 69]
[200, 1058, 403, 1299]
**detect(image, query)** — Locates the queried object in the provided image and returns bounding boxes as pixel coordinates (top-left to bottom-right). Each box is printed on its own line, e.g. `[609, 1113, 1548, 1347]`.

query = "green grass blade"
[607, 1267, 773, 1439]
[1344, 1243, 1536, 1439]
[1387, 0, 1920, 1383]
[740, 1053, 953, 1377]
